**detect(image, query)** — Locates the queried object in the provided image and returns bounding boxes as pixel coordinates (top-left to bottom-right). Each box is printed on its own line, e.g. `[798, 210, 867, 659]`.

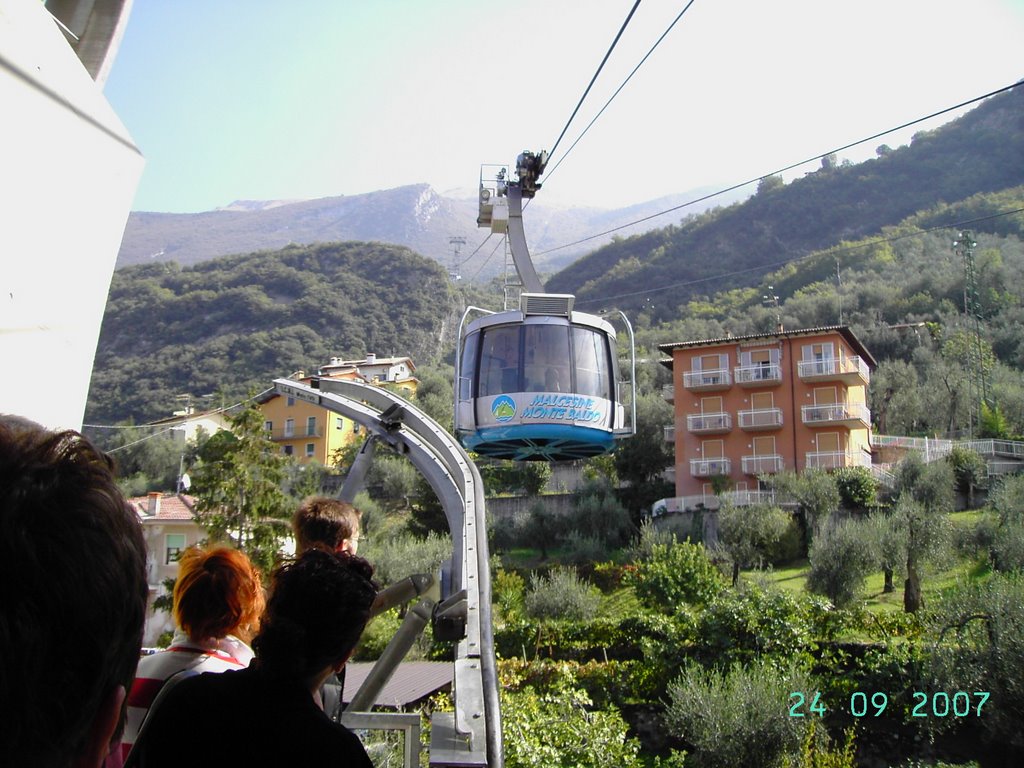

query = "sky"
[105, 0, 1024, 214]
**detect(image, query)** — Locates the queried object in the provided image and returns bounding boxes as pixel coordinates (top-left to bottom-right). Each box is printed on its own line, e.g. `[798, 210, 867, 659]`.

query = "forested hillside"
[635, 186, 1024, 437]
[547, 87, 1024, 320]
[86, 241, 456, 425]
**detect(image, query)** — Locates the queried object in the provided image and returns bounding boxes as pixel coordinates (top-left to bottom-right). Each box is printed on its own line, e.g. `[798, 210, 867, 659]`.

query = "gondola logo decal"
[492, 395, 517, 422]
[521, 394, 603, 423]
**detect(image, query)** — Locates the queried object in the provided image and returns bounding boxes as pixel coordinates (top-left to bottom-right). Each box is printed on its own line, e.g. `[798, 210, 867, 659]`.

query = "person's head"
[173, 546, 265, 644]
[292, 496, 362, 555]
[0, 417, 147, 768]
[252, 549, 376, 683]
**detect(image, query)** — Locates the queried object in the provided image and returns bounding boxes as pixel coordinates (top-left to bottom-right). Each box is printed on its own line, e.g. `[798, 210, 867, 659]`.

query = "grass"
[758, 508, 994, 614]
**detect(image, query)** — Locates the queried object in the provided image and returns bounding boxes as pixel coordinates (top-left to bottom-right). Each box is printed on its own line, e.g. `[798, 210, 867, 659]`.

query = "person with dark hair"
[119, 546, 265, 759]
[293, 495, 362, 555]
[291, 495, 366, 721]
[0, 416, 148, 768]
[134, 549, 377, 767]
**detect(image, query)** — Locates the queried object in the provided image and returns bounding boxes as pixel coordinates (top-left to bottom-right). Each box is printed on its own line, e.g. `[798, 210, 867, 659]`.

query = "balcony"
[662, 384, 675, 404]
[738, 407, 783, 431]
[741, 454, 784, 475]
[686, 412, 732, 434]
[801, 403, 870, 428]
[663, 425, 675, 443]
[734, 363, 782, 387]
[797, 356, 870, 385]
[690, 457, 731, 477]
[682, 368, 732, 392]
[805, 450, 872, 470]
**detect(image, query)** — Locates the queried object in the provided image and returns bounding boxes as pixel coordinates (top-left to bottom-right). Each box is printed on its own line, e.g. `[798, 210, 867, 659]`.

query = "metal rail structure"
[271, 377, 502, 768]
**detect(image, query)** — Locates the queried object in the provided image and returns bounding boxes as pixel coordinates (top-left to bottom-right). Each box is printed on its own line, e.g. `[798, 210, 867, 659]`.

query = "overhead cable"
[547, 0, 643, 161]
[544, 0, 698, 185]
[539, 80, 1024, 257]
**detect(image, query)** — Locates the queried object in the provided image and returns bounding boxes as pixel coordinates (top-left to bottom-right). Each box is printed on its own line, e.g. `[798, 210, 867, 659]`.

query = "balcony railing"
[662, 384, 675, 404]
[734, 363, 782, 386]
[652, 489, 787, 515]
[805, 450, 871, 470]
[797, 356, 870, 384]
[741, 454, 784, 474]
[690, 457, 731, 477]
[686, 412, 732, 434]
[267, 428, 324, 441]
[801, 403, 870, 427]
[682, 368, 732, 391]
[663, 425, 675, 443]
[738, 407, 783, 430]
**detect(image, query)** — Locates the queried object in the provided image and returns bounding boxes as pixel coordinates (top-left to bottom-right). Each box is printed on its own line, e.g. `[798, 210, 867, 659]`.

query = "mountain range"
[116, 185, 747, 281]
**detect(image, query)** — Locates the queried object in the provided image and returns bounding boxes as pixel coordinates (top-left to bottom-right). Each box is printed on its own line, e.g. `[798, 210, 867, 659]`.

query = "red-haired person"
[119, 546, 265, 759]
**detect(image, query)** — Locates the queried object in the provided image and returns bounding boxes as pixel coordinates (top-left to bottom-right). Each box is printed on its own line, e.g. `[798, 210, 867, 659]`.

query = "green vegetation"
[86, 240, 455, 425]
[84, 83, 1024, 768]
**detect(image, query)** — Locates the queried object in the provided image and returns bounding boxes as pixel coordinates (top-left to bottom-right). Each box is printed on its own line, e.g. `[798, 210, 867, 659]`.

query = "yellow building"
[258, 354, 419, 465]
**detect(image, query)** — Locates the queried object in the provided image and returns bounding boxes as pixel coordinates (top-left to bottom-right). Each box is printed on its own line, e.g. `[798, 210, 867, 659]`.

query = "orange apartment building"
[659, 326, 876, 508]
[258, 354, 418, 465]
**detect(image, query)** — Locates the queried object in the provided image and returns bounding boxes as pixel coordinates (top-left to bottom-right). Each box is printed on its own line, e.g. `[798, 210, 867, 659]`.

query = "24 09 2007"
[789, 691, 990, 718]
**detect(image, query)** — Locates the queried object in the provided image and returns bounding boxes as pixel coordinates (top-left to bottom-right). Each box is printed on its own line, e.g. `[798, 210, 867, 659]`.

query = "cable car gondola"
[454, 152, 635, 462]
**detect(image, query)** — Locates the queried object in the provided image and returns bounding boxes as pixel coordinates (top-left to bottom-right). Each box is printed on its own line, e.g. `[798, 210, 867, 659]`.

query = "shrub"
[562, 529, 607, 566]
[524, 567, 601, 622]
[626, 539, 725, 613]
[502, 683, 644, 768]
[567, 478, 634, 548]
[664, 659, 812, 768]
[833, 466, 878, 510]
[493, 568, 526, 623]
[359, 530, 451, 586]
[694, 582, 814, 667]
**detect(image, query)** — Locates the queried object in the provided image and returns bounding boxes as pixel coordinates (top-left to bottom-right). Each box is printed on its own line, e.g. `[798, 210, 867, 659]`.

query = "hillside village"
[8, 3, 1024, 767]
[80, 85, 1024, 768]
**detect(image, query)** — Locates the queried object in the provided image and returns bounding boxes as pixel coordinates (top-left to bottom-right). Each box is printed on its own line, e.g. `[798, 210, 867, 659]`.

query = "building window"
[305, 443, 315, 457]
[264, 420, 273, 432]
[284, 418, 295, 437]
[306, 416, 317, 436]
[353, 423, 361, 434]
[283, 445, 294, 456]
[165, 533, 186, 565]
[287, 396, 295, 407]
[336, 417, 344, 430]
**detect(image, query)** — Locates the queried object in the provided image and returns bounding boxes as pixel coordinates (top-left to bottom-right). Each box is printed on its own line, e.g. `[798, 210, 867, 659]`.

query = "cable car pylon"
[271, 377, 501, 767]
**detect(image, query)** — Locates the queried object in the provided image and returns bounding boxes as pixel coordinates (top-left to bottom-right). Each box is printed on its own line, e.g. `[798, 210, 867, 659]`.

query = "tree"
[927, 573, 1024, 759]
[945, 445, 987, 508]
[717, 502, 790, 585]
[613, 392, 674, 513]
[806, 518, 877, 608]
[189, 401, 292, 573]
[768, 470, 840, 544]
[757, 175, 785, 195]
[887, 452, 954, 611]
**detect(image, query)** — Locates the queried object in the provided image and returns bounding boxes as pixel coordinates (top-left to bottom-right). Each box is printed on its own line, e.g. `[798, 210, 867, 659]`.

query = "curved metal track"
[272, 377, 501, 767]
